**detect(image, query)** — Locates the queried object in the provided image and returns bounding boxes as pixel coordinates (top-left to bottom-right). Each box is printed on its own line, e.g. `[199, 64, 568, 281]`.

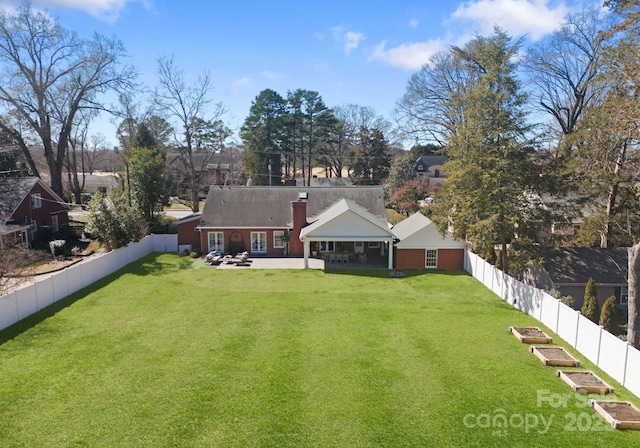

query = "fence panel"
[625, 346, 640, 398]
[35, 276, 55, 309]
[489, 266, 503, 298]
[0, 292, 19, 330]
[50, 270, 70, 302]
[598, 331, 628, 384]
[539, 294, 559, 332]
[575, 315, 601, 365]
[557, 303, 580, 347]
[153, 234, 178, 253]
[65, 264, 85, 294]
[15, 284, 38, 320]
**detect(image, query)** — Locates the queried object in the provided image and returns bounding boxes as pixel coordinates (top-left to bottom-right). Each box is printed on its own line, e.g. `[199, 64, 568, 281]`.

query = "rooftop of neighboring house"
[199, 186, 386, 229]
[539, 247, 628, 285]
[415, 155, 448, 173]
[0, 177, 41, 225]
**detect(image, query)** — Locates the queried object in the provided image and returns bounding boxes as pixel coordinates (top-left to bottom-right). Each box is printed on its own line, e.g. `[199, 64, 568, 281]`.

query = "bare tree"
[0, 246, 48, 296]
[154, 56, 226, 212]
[65, 113, 90, 204]
[522, 8, 609, 157]
[0, 4, 136, 196]
[85, 133, 108, 174]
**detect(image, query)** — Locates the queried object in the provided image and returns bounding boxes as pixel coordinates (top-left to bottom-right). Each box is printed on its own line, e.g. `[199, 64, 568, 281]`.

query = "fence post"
[623, 341, 631, 386]
[596, 325, 603, 366]
[573, 310, 579, 348]
[555, 298, 561, 334]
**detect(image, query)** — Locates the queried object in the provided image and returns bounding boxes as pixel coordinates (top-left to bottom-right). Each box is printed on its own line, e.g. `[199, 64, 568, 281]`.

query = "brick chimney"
[290, 199, 307, 256]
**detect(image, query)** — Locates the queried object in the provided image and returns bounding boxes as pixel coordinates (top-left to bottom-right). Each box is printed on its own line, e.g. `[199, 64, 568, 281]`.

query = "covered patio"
[299, 199, 395, 269]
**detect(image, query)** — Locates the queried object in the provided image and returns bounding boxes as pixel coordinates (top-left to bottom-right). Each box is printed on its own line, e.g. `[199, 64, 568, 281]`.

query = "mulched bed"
[514, 327, 547, 338]
[535, 347, 574, 360]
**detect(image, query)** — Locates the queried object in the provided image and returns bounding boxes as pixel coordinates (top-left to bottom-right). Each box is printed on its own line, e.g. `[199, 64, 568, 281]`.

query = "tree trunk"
[501, 237, 508, 275]
[628, 243, 640, 349]
[601, 182, 618, 248]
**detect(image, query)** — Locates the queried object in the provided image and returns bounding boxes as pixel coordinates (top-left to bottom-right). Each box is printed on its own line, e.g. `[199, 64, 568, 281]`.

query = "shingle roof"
[415, 155, 448, 171]
[299, 199, 391, 239]
[542, 247, 628, 285]
[0, 177, 39, 225]
[199, 186, 386, 228]
[391, 212, 432, 241]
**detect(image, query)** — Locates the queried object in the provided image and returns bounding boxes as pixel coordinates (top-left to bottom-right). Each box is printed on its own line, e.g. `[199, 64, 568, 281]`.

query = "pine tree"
[430, 27, 539, 274]
[581, 277, 600, 323]
[599, 295, 620, 334]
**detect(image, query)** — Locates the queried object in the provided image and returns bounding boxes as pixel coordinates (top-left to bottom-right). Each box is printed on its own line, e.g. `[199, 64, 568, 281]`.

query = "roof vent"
[298, 192, 308, 199]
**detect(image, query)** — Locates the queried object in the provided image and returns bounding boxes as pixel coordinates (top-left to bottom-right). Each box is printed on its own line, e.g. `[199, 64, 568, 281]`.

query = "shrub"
[49, 239, 66, 260]
[600, 295, 620, 335]
[189, 250, 202, 258]
[582, 277, 600, 323]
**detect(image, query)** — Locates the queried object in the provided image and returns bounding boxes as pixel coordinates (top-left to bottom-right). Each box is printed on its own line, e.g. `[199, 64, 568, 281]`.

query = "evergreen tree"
[431, 28, 539, 273]
[241, 89, 286, 185]
[599, 295, 620, 334]
[582, 277, 600, 323]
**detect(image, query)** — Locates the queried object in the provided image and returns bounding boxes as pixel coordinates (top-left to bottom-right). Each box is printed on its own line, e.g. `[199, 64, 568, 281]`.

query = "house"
[524, 247, 628, 311]
[0, 177, 70, 249]
[415, 155, 447, 190]
[175, 213, 202, 254]
[196, 186, 395, 267]
[392, 212, 466, 270]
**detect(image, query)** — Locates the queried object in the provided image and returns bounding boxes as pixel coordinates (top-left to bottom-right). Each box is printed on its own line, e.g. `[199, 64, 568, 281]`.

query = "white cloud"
[231, 77, 253, 95]
[369, 39, 444, 70]
[450, 0, 570, 41]
[344, 31, 365, 54]
[14, 0, 151, 23]
[331, 25, 365, 55]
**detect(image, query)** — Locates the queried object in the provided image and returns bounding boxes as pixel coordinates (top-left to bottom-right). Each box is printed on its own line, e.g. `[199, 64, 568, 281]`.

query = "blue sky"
[1, 0, 601, 146]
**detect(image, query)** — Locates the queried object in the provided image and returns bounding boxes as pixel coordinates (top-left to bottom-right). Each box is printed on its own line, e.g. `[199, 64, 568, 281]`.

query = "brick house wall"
[394, 248, 465, 270]
[11, 182, 69, 238]
[176, 217, 201, 251]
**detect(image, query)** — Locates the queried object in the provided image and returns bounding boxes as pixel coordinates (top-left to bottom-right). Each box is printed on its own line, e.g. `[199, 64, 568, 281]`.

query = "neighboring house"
[0, 177, 69, 249]
[524, 247, 628, 311]
[415, 155, 447, 190]
[392, 212, 466, 270]
[167, 151, 244, 197]
[63, 172, 120, 196]
[196, 186, 395, 267]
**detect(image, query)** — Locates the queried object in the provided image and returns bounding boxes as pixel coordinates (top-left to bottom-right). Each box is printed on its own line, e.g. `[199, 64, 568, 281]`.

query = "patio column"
[387, 241, 393, 269]
[303, 239, 310, 268]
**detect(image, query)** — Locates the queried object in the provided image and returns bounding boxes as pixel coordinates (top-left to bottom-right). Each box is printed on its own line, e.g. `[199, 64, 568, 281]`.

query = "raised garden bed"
[590, 400, 640, 430]
[510, 326, 553, 344]
[530, 346, 580, 367]
[557, 370, 615, 394]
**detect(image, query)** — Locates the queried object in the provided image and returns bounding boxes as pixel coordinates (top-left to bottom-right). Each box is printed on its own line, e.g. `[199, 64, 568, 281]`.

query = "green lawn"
[1, 253, 639, 447]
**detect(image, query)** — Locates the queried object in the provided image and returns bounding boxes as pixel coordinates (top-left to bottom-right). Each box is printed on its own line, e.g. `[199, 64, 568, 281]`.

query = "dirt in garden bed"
[563, 371, 607, 387]
[536, 347, 574, 360]
[598, 402, 640, 422]
[514, 327, 548, 338]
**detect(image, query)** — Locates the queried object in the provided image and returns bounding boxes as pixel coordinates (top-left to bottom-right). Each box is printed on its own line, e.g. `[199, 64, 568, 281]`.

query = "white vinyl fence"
[465, 250, 640, 400]
[0, 234, 178, 331]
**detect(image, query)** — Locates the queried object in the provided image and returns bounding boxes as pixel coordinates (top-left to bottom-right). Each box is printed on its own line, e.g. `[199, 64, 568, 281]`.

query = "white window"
[273, 231, 285, 248]
[51, 215, 59, 232]
[208, 232, 224, 253]
[251, 232, 267, 253]
[320, 241, 335, 252]
[30, 219, 37, 238]
[426, 249, 438, 268]
[616, 286, 628, 305]
[21, 230, 28, 248]
[368, 241, 380, 249]
[31, 193, 42, 209]
[354, 241, 364, 254]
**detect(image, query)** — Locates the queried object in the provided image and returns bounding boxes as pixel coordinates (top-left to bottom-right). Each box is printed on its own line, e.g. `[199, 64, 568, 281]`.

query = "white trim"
[425, 249, 438, 269]
[207, 231, 224, 253]
[250, 231, 267, 253]
[273, 230, 285, 248]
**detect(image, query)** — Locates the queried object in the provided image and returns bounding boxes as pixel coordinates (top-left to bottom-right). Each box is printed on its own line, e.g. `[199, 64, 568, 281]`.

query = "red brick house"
[193, 186, 395, 265]
[175, 213, 202, 253]
[392, 212, 466, 270]
[0, 177, 70, 249]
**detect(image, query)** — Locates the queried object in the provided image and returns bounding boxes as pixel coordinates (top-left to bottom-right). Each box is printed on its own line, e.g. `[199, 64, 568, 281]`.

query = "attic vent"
[298, 192, 308, 199]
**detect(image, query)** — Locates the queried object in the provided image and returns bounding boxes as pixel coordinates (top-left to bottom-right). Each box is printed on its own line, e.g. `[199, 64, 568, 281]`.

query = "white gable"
[300, 199, 394, 241]
[393, 213, 465, 249]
